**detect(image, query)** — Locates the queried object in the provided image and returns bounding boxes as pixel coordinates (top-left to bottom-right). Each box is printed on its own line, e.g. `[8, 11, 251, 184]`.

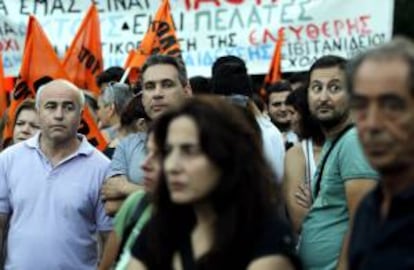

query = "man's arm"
[98, 231, 111, 262]
[0, 214, 9, 268]
[101, 175, 143, 216]
[336, 179, 377, 270]
[101, 175, 142, 201]
[283, 145, 309, 233]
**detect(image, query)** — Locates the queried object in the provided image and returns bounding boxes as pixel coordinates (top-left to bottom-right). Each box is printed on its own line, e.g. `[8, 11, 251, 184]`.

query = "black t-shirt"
[131, 215, 301, 269]
[349, 184, 414, 270]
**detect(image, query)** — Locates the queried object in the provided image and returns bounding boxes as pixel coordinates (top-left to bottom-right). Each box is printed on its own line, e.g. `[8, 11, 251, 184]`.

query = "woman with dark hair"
[8, 99, 39, 147]
[127, 96, 299, 270]
[283, 86, 325, 233]
[100, 127, 159, 270]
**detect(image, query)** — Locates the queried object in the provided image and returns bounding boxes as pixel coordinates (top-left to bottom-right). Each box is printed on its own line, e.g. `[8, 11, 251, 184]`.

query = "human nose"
[141, 153, 154, 172]
[164, 148, 181, 175]
[153, 84, 164, 99]
[319, 88, 330, 102]
[21, 123, 31, 134]
[364, 103, 382, 130]
[53, 106, 64, 119]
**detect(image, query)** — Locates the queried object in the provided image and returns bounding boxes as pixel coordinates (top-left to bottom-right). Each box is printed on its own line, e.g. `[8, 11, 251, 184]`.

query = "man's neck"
[382, 167, 414, 199]
[323, 116, 353, 139]
[40, 135, 81, 166]
[380, 166, 414, 218]
[273, 121, 290, 132]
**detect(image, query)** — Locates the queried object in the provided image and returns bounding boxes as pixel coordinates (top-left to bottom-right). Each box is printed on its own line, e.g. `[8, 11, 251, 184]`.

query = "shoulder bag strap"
[313, 124, 354, 199]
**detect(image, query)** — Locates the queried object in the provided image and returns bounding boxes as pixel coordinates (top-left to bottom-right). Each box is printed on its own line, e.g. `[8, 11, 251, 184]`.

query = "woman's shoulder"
[250, 215, 301, 269]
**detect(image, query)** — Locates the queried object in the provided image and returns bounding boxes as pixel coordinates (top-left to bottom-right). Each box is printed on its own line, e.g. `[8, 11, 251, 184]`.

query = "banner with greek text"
[0, 0, 395, 77]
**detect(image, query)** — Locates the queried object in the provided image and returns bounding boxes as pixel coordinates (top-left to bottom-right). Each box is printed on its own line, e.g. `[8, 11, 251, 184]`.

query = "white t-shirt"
[256, 114, 285, 183]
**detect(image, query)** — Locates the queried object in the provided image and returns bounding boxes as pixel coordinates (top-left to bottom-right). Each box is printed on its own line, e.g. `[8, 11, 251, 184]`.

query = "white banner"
[0, 0, 395, 77]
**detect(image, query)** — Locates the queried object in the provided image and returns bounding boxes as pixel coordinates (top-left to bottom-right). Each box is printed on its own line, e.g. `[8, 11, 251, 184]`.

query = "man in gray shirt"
[101, 55, 192, 215]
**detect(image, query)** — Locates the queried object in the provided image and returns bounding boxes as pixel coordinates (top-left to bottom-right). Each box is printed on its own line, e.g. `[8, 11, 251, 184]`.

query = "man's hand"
[0, 214, 9, 267]
[101, 175, 130, 200]
[101, 175, 142, 201]
[295, 182, 312, 209]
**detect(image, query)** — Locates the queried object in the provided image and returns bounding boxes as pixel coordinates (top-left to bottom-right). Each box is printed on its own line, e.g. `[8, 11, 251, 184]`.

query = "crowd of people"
[0, 36, 413, 270]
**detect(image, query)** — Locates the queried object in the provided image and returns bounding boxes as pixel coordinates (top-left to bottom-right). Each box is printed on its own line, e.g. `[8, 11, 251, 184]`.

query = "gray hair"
[347, 36, 414, 95]
[35, 79, 85, 110]
[101, 82, 133, 115]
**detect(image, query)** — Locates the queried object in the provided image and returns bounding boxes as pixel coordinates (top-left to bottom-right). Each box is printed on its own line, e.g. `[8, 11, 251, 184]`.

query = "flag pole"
[120, 67, 131, 83]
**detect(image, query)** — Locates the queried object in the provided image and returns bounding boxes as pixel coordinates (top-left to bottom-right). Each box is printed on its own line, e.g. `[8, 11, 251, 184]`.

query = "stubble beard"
[318, 109, 350, 131]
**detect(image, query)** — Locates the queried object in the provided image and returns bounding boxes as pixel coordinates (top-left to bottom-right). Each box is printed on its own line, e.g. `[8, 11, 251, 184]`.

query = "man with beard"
[347, 38, 414, 269]
[267, 81, 298, 149]
[298, 55, 379, 270]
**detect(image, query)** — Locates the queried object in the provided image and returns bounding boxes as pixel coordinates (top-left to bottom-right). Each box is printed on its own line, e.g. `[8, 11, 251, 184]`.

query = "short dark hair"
[347, 37, 414, 96]
[140, 55, 188, 87]
[96, 66, 128, 87]
[189, 76, 211, 94]
[211, 56, 253, 97]
[266, 80, 292, 95]
[309, 55, 347, 78]
[288, 72, 307, 89]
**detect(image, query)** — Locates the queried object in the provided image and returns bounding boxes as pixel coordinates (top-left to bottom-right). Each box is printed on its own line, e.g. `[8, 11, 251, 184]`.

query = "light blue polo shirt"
[0, 133, 113, 270]
[109, 132, 147, 184]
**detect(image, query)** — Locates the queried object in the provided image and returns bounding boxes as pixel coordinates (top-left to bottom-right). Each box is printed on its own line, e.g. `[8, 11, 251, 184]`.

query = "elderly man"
[347, 38, 414, 269]
[0, 79, 112, 269]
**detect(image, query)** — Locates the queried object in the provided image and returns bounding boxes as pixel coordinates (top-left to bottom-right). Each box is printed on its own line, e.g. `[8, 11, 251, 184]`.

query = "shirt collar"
[372, 181, 414, 205]
[25, 132, 94, 156]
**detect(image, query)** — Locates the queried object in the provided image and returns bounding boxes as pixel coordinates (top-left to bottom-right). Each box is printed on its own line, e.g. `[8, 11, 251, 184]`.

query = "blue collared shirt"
[0, 133, 112, 270]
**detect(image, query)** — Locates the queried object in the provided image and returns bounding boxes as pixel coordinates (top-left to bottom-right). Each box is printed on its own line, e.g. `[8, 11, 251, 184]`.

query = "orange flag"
[125, 0, 182, 69]
[261, 29, 284, 97]
[3, 16, 107, 151]
[62, 4, 102, 97]
[0, 53, 8, 118]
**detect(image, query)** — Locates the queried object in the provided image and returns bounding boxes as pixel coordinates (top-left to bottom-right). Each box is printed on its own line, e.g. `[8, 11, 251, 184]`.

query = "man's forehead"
[357, 57, 409, 79]
[142, 64, 179, 81]
[355, 58, 410, 91]
[269, 92, 290, 103]
[310, 67, 345, 81]
[40, 87, 78, 103]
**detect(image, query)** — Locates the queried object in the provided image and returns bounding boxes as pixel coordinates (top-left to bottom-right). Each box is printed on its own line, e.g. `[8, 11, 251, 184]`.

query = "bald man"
[0, 79, 112, 269]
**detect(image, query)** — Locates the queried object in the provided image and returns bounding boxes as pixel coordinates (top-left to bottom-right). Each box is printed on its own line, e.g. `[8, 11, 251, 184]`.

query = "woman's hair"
[119, 93, 150, 127]
[1, 99, 37, 149]
[14, 99, 36, 127]
[285, 86, 325, 145]
[143, 95, 279, 269]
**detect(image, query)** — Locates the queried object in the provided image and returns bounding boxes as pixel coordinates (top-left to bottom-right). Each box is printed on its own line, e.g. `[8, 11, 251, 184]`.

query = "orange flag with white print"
[261, 29, 284, 97]
[125, 0, 182, 69]
[62, 4, 103, 97]
[0, 53, 8, 118]
[3, 16, 107, 151]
